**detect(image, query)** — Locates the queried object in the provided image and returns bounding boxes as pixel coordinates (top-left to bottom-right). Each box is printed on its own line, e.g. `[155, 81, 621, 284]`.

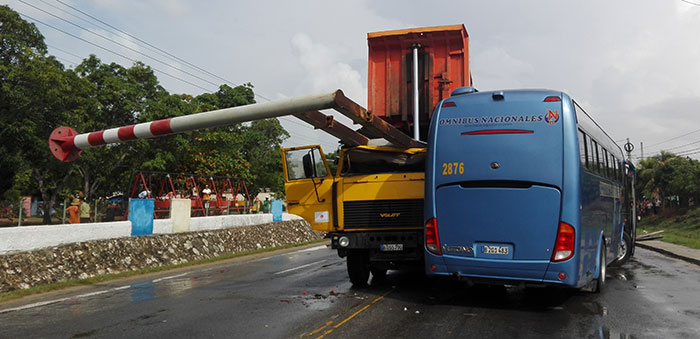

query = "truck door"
[281, 145, 335, 232]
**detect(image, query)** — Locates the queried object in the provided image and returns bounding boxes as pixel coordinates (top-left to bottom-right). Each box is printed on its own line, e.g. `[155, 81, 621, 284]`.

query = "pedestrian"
[262, 197, 271, 213]
[80, 197, 91, 223]
[67, 198, 81, 224]
[654, 198, 660, 214]
[202, 185, 212, 209]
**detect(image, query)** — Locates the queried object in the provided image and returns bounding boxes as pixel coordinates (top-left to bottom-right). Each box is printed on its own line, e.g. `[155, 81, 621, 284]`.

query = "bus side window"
[603, 149, 609, 178]
[587, 137, 595, 171]
[578, 130, 587, 167]
[592, 140, 601, 173]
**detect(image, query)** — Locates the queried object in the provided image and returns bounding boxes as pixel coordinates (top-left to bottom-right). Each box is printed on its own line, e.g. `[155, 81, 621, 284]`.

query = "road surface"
[1, 244, 699, 338]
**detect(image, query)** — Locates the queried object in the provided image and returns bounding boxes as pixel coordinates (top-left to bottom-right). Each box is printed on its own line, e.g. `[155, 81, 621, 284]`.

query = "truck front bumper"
[330, 230, 423, 262]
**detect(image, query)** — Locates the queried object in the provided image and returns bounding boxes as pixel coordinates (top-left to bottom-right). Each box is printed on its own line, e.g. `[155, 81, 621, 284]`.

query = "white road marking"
[0, 272, 191, 314]
[0, 298, 69, 314]
[152, 272, 188, 283]
[295, 245, 328, 253]
[274, 260, 326, 275]
[252, 245, 328, 263]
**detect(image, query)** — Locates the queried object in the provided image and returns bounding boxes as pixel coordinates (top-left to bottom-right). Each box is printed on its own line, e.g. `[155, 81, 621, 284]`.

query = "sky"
[4, 0, 700, 161]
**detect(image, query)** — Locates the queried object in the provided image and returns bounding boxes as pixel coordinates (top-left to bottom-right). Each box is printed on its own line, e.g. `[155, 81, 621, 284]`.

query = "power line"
[644, 128, 700, 150]
[20, 0, 222, 90]
[30, 2, 340, 147]
[52, 0, 274, 103]
[680, 0, 700, 6]
[658, 139, 700, 152]
[636, 145, 700, 159]
[17, 12, 215, 93]
[52, 55, 80, 66]
[46, 44, 83, 60]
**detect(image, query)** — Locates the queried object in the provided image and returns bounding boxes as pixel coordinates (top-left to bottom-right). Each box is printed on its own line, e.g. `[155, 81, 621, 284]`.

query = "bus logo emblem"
[545, 110, 559, 124]
[380, 212, 400, 218]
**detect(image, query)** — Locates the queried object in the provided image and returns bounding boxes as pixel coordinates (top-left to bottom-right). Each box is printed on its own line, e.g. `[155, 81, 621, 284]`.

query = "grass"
[0, 239, 327, 304]
[637, 207, 700, 250]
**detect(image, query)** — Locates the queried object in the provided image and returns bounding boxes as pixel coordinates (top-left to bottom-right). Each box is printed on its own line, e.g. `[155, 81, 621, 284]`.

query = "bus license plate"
[482, 245, 509, 255]
[380, 244, 403, 252]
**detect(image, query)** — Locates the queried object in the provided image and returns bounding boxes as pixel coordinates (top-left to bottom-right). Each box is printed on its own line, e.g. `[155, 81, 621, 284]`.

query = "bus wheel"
[613, 233, 633, 266]
[347, 251, 370, 286]
[593, 244, 606, 293]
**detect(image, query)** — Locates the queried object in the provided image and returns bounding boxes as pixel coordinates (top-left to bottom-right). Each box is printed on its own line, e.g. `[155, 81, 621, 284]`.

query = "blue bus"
[424, 88, 635, 292]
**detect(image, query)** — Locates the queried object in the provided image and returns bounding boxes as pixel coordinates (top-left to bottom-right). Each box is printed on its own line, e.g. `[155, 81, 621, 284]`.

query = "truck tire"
[593, 243, 606, 293]
[612, 232, 633, 266]
[347, 251, 370, 286]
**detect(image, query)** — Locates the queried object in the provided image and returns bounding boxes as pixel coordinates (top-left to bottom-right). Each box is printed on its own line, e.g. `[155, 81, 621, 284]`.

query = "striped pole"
[49, 90, 342, 162]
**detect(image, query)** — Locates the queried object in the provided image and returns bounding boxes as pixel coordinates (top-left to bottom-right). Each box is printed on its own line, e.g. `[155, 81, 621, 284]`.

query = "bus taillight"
[425, 218, 441, 255]
[551, 222, 575, 262]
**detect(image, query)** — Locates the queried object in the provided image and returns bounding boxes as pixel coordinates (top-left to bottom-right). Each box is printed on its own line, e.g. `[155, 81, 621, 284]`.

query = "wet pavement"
[636, 240, 700, 267]
[1, 244, 699, 338]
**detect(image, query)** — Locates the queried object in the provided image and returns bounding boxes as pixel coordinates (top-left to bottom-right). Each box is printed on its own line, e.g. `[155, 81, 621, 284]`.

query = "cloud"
[290, 33, 366, 106]
[471, 46, 536, 90]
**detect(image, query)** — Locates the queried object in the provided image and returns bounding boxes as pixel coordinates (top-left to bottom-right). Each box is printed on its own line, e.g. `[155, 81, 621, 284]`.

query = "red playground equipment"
[124, 172, 251, 219]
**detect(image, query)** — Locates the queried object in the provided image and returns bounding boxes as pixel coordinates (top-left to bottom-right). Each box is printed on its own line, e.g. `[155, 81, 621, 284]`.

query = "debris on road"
[637, 230, 664, 241]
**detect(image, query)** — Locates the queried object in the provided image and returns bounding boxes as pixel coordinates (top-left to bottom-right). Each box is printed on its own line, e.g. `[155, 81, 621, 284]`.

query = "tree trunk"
[34, 167, 74, 225]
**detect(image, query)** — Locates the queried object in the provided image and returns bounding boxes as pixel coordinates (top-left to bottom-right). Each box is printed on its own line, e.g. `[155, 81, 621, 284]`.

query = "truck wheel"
[612, 232, 633, 266]
[593, 243, 606, 293]
[347, 251, 370, 286]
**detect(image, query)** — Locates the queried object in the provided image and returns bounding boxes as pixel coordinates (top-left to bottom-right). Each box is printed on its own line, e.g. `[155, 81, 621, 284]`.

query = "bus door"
[431, 91, 565, 280]
[280, 145, 334, 232]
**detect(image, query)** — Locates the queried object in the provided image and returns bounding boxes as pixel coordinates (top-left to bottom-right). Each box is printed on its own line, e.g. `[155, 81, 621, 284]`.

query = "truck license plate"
[380, 244, 403, 252]
[482, 245, 509, 255]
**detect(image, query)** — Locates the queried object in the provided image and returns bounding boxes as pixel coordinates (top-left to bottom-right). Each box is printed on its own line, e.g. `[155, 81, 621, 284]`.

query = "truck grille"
[343, 199, 423, 229]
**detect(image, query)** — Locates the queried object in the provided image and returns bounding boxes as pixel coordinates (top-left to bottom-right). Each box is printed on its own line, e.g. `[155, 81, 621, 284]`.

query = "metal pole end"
[49, 126, 82, 162]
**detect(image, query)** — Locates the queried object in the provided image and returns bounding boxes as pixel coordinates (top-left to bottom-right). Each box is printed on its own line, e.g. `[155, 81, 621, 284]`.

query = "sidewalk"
[636, 240, 700, 267]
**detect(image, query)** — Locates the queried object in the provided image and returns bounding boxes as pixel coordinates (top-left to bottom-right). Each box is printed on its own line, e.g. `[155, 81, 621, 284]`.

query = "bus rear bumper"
[425, 255, 578, 287]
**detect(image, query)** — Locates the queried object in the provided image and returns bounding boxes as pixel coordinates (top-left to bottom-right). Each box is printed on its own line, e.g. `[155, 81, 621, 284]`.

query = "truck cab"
[281, 144, 425, 285]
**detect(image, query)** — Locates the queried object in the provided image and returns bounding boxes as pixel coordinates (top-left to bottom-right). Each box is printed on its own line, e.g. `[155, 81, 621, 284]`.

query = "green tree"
[637, 152, 700, 209]
[0, 6, 293, 219]
[0, 5, 93, 222]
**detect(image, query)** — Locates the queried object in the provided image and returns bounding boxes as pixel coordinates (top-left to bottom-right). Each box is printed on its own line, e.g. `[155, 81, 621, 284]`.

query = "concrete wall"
[0, 213, 301, 255]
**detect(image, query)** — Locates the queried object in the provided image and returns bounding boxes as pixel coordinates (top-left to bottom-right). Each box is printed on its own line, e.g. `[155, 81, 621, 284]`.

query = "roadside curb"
[636, 242, 700, 267]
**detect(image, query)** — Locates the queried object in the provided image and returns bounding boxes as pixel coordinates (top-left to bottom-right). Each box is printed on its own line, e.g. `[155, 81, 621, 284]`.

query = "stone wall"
[0, 220, 324, 293]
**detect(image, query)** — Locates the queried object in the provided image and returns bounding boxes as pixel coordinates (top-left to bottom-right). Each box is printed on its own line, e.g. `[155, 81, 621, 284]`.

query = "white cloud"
[290, 33, 366, 106]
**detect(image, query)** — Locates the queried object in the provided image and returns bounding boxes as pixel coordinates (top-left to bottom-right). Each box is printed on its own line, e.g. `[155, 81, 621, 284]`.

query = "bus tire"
[612, 232, 633, 266]
[593, 243, 606, 293]
[347, 251, 370, 286]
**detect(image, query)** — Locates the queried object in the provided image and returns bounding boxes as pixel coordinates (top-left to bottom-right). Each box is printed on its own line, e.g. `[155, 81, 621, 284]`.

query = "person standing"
[202, 185, 212, 210]
[80, 197, 91, 223]
[67, 198, 81, 224]
[262, 197, 271, 213]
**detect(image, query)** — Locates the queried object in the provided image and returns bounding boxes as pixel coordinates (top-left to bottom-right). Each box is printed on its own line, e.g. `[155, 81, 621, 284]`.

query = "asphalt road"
[1, 244, 699, 338]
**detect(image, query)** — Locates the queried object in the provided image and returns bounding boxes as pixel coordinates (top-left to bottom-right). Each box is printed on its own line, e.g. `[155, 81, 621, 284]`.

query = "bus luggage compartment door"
[435, 184, 560, 281]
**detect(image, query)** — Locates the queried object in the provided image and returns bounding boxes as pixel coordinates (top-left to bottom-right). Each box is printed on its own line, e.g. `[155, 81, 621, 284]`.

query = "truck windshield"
[340, 148, 425, 176]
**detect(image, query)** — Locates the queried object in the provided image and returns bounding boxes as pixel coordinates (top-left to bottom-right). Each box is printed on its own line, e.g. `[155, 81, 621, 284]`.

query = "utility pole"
[640, 141, 644, 161]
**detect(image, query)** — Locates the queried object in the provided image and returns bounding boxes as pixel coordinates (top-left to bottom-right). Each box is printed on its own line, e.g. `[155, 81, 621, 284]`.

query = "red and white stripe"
[66, 90, 341, 151]
[73, 119, 174, 150]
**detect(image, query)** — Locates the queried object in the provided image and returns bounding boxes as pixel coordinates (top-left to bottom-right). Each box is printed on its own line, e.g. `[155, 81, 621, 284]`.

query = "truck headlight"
[338, 236, 350, 247]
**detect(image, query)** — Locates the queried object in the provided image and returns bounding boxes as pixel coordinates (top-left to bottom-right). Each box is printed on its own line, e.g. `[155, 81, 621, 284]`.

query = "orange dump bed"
[367, 24, 471, 139]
